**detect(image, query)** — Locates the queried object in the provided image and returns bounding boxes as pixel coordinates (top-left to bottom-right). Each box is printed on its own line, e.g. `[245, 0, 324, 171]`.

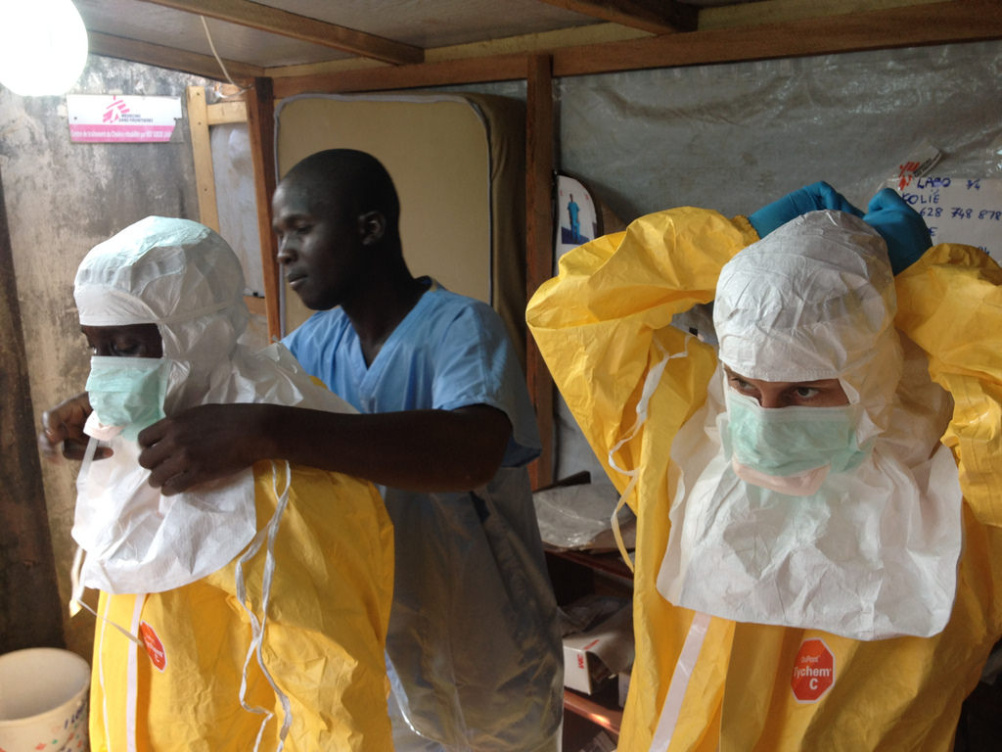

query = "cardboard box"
[563, 604, 634, 694]
[618, 666, 632, 708]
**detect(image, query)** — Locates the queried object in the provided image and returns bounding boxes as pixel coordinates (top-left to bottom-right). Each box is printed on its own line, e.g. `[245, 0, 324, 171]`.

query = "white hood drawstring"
[236, 461, 294, 752]
[608, 337, 694, 572]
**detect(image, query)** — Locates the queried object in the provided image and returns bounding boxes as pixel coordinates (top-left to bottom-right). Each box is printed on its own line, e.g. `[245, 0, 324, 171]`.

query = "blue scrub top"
[283, 279, 540, 467]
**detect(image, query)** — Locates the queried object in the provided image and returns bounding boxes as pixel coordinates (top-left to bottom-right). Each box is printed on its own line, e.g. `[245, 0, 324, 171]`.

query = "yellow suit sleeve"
[528, 208, 756, 750]
[895, 243, 1002, 527]
[526, 207, 757, 506]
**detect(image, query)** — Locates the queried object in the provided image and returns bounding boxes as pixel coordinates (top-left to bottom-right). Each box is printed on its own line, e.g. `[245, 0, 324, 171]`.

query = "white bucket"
[0, 648, 90, 752]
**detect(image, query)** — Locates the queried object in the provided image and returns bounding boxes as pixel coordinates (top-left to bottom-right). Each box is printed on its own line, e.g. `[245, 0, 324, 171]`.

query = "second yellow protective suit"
[526, 207, 1002, 751]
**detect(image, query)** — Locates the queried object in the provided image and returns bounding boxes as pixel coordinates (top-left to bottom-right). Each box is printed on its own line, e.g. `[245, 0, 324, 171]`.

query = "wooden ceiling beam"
[699, 0, 945, 32]
[272, 53, 529, 99]
[139, 0, 424, 65]
[537, 0, 697, 35]
[89, 31, 265, 80]
[270, 0, 1001, 97]
[552, 0, 1002, 76]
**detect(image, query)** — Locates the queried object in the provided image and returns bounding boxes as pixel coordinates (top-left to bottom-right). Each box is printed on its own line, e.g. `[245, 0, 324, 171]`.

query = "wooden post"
[525, 54, 555, 490]
[186, 86, 221, 232]
[0, 173, 64, 652]
[245, 77, 282, 341]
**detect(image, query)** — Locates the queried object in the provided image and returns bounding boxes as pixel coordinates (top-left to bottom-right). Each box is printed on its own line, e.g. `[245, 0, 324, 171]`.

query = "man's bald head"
[280, 149, 401, 232]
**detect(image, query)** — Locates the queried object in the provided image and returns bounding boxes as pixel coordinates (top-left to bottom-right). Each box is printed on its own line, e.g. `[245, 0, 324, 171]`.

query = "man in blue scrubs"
[42, 149, 563, 751]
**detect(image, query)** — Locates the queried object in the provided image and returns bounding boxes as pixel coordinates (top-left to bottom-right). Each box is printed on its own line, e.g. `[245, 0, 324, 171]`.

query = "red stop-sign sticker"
[791, 638, 835, 703]
[139, 621, 167, 672]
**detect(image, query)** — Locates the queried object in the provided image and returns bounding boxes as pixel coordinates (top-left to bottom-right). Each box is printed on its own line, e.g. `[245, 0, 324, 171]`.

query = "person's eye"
[729, 375, 753, 393]
[794, 386, 820, 401]
[112, 340, 143, 357]
[295, 224, 312, 236]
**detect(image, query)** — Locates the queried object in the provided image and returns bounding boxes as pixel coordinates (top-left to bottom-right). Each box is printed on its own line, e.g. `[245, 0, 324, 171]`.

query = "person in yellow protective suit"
[67, 217, 394, 751]
[526, 184, 1002, 751]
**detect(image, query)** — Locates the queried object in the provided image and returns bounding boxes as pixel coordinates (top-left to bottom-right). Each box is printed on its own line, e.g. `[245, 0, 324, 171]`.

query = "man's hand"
[38, 392, 111, 462]
[138, 403, 273, 495]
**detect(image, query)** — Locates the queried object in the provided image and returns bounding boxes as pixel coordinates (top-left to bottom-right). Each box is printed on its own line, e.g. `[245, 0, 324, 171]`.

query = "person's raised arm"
[136, 402, 511, 496]
[527, 206, 754, 494]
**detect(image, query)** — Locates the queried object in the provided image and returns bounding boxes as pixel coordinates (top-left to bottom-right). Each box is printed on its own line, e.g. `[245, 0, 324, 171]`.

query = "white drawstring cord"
[235, 460, 294, 751]
[200, 16, 251, 93]
[608, 336, 693, 571]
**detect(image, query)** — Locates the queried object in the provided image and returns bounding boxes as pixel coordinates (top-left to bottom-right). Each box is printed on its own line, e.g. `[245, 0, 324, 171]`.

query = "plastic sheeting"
[448, 41, 1002, 222]
[555, 40, 1002, 222]
[210, 123, 264, 296]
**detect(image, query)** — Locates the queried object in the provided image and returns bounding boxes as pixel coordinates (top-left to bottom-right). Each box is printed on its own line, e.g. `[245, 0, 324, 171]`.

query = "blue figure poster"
[555, 174, 599, 265]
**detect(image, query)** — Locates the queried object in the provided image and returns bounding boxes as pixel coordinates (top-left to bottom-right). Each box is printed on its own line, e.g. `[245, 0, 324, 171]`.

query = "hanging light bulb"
[0, 0, 89, 96]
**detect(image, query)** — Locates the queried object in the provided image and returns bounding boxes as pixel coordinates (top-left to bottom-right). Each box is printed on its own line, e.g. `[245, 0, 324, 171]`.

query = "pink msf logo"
[103, 96, 130, 123]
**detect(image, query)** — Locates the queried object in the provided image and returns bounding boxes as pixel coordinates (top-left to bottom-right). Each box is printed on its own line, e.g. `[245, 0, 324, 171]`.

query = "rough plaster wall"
[0, 55, 213, 658]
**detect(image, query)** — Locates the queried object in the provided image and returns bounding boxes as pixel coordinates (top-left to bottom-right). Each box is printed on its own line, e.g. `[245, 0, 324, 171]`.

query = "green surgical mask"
[86, 355, 168, 441]
[724, 390, 869, 488]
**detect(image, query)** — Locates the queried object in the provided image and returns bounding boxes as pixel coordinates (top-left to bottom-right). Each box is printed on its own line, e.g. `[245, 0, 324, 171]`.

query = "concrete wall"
[0, 55, 213, 657]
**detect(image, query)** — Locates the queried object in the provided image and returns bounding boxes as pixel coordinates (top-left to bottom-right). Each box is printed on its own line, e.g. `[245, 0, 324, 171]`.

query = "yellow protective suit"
[71, 217, 396, 752]
[88, 460, 394, 752]
[526, 207, 1002, 750]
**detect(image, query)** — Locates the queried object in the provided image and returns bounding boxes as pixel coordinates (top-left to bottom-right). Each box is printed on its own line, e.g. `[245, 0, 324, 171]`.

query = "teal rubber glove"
[748, 181, 863, 238]
[863, 188, 931, 275]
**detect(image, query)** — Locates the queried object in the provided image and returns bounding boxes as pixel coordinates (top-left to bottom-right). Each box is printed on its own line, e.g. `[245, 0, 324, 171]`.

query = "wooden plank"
[699, 0, 945, 32]
[244, 77, 282, 341]
[144, 0, 423, 65]
[207, 100, 248, 125]
[563, 689, 624, 735]
[526, 54, 556, 490]
[0, 174, 65, 653]
[186, 86, 220, 233]
[548, 547, 635, 581]
[538, 0, 697, 34]
[268, 23, 648, 80]
[88, 30, 264, 81]
[244, 294, 267, 316]
[272, 53, 528, 99]
[552, 0, 1002, 76]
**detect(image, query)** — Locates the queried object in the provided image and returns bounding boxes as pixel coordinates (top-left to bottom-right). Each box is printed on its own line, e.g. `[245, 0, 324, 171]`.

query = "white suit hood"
[714, 210, 901, 446]
[657, 210, 962, 640]
[72, 216, 354, 594]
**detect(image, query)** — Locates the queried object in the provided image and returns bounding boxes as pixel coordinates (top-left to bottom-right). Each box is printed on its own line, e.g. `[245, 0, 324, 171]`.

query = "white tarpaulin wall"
[554, 40, 1002, 224]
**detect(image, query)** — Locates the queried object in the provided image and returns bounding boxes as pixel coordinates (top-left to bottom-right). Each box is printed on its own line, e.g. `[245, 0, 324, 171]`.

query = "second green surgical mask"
[86, 355, 169, 441]
[724, 390, 869, 494]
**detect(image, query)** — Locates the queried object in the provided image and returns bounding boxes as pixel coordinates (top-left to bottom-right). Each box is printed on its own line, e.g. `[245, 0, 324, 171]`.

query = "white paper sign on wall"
[66, 95, 182, 143]
[889, 176, 1002, 261]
